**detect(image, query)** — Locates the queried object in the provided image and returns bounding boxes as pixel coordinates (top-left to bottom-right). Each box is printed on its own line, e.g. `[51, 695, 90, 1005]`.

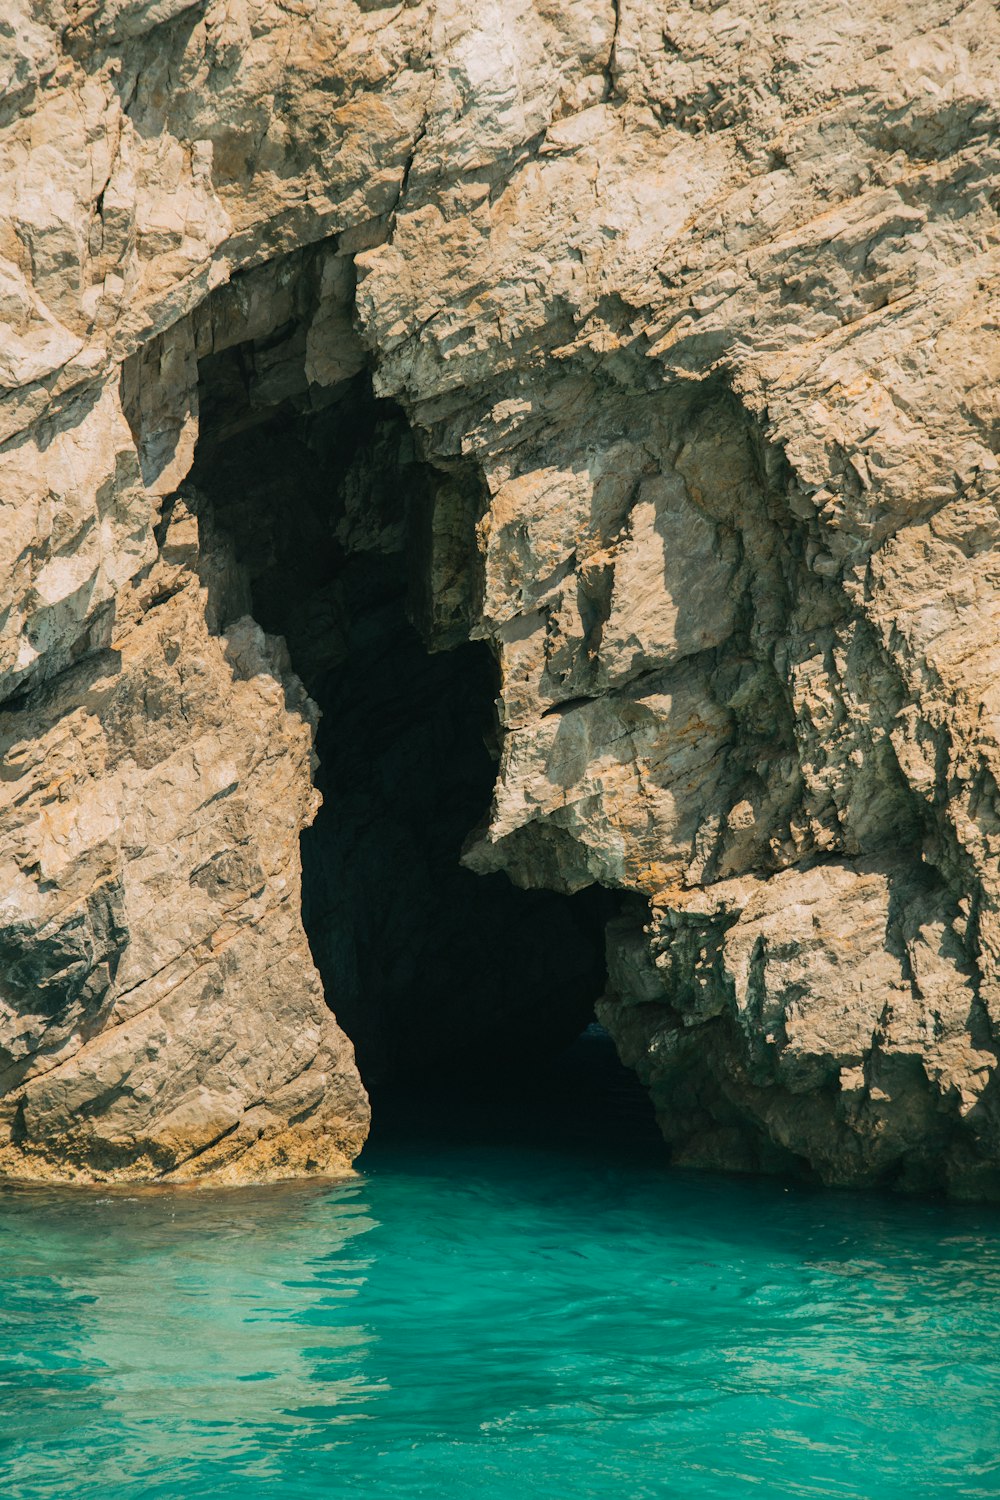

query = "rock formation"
[1, 0, 999, 1194]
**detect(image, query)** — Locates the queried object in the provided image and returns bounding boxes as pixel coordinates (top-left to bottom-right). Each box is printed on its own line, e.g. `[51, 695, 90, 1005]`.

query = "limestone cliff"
[1, 0, 999, 1194]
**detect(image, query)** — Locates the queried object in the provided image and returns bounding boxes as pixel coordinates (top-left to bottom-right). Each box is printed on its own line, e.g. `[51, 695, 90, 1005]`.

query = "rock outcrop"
[1, 1, 999, 1193]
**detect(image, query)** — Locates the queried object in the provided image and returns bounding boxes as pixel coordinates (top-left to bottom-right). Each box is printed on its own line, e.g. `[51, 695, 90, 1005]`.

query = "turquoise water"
[1, 1136, 999, 1500]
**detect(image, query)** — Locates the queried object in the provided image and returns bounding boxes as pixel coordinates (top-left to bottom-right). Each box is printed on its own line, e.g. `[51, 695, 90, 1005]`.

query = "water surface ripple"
[1, 1140, 998, 1499]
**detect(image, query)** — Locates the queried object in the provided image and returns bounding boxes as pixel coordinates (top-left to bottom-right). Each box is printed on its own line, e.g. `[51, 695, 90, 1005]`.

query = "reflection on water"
[1, 1143, 999, 1500]
[0, 1181, 381, 1495]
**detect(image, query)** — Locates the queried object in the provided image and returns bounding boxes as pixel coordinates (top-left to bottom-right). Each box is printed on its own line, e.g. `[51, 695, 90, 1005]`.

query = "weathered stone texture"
[0, 497, 369, 1180]
[1, 1, 999, 1191]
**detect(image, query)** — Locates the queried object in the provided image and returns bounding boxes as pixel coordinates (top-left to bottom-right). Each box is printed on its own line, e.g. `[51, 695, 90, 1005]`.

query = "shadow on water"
[360, 1021, 666, 1169]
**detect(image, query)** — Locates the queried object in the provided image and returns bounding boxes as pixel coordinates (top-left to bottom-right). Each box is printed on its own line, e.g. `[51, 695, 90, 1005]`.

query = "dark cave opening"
[182, 312, 655, 1145]
[299, 547, 614, 1101]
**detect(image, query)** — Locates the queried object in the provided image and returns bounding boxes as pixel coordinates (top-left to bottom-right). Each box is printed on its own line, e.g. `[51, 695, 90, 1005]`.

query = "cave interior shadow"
[186, 345, 660, 1159]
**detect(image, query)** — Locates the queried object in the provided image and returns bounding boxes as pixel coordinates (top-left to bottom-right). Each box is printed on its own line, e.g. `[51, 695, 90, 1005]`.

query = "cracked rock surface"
[1, 1, 999, 1192]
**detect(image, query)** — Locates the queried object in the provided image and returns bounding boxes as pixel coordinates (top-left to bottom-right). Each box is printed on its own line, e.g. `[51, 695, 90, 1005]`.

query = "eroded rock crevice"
[184, 278, 614, 1106]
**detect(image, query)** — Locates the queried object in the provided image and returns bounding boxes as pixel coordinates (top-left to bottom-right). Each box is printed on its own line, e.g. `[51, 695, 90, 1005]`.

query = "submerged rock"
[0, 1, 998, 1192]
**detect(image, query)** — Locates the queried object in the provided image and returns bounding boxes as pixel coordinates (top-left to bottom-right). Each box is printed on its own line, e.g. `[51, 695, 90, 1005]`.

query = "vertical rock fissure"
[184, 286, 618, 1126]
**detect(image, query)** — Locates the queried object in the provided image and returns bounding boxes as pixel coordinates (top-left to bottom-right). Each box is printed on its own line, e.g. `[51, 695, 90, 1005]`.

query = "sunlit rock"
[1, 1, 999, 1193]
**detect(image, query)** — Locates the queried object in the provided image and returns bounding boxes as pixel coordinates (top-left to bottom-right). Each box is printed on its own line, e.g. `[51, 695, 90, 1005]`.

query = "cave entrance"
[179, 282, 652, 1147]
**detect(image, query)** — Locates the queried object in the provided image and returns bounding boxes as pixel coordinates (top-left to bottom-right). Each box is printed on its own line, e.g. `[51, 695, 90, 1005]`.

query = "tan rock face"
[1, 2, 999, 1192]
[0, 496, 369, 1181]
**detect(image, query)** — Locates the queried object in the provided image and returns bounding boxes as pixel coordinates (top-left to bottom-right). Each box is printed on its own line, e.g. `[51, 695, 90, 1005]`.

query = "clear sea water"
[2, 1042, 999, 1500]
